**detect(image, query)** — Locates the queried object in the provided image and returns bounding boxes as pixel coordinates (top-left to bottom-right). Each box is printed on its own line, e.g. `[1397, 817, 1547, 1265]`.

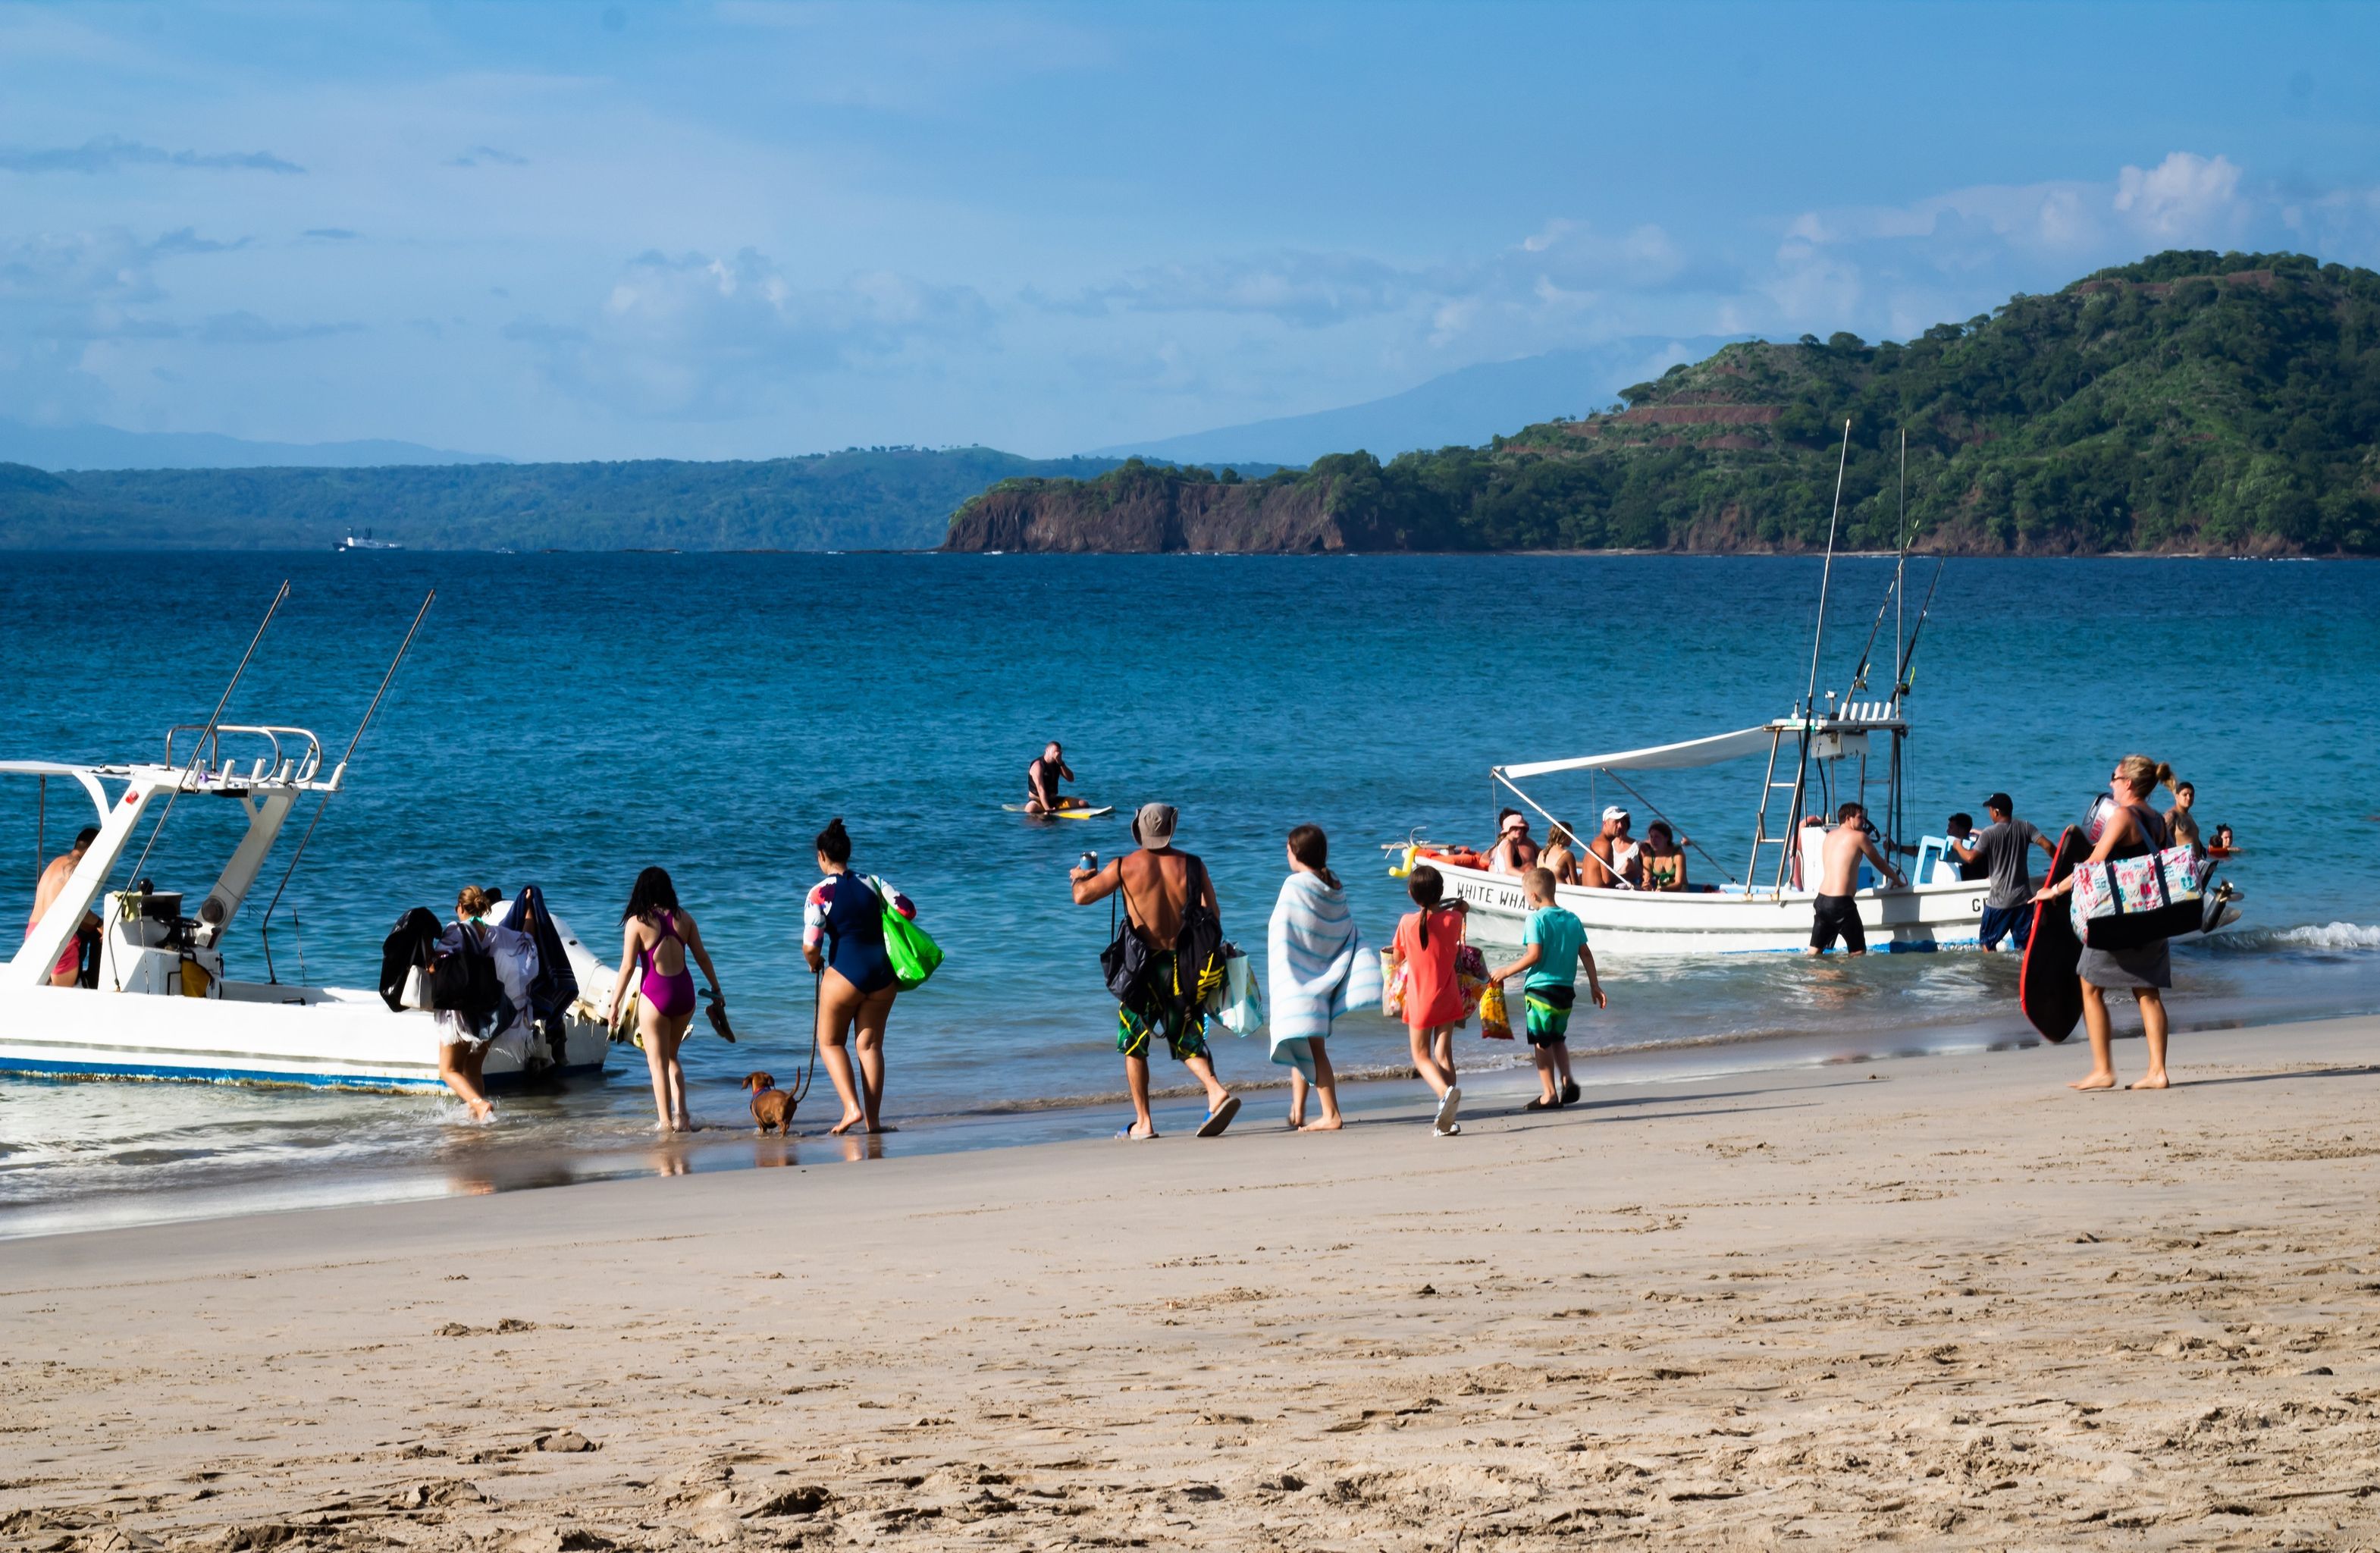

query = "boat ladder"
[1744, 724, 1808, 899]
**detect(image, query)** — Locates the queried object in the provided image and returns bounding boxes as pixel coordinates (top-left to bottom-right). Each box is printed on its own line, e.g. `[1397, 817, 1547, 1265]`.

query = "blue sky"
[4, 0, 2378, 461]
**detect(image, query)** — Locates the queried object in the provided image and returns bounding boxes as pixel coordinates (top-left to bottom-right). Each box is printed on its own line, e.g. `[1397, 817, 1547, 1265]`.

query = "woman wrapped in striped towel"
[1267, 824, 1383, 1132]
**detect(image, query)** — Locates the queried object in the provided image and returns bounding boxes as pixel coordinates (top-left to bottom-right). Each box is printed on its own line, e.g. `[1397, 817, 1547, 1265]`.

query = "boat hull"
[1426, 858, 1993, 955]
[0, 983, 610, 1090]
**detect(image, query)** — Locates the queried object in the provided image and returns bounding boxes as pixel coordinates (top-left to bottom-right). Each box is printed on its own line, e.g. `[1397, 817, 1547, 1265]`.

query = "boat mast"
[1803, 419, 1852, 715]
[1890, 428, 1907, 856]
[1773, 418, 1852, 893]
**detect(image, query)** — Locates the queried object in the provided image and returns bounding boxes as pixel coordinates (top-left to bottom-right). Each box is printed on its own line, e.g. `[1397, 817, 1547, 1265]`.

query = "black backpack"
[428, 928, 503, 1037]
[378, 907, 443, 1012]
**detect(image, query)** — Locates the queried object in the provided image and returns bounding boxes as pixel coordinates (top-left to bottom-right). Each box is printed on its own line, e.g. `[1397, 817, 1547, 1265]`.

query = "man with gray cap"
[1071, 803, 1241, 1140]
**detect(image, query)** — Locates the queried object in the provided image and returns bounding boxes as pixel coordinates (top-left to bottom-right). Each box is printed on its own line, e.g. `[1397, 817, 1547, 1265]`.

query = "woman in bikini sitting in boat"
[607, 866, 724, 1134]
[1641, 820, 1690, 890]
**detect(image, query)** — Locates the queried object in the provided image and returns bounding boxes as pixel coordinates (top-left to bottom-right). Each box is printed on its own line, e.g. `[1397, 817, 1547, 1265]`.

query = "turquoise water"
[2, 552, 2375, 1234]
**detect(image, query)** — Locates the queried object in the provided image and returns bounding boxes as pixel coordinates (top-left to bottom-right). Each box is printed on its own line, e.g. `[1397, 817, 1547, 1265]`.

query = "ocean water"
[2, 551, 2375, 1235]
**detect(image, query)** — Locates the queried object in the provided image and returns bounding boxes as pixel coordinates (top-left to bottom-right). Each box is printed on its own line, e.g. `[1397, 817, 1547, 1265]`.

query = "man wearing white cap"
[1582, 805, 1642, 889]
[1071, 803, 1241, 1140]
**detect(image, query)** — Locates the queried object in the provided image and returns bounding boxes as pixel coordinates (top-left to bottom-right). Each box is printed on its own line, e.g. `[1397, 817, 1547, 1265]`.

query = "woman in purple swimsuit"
[606, 866, 724, 1133]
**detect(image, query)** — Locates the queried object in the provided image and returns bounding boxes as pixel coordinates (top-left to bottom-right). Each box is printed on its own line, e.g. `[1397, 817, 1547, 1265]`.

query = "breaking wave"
[2204, 921, 2380, 954]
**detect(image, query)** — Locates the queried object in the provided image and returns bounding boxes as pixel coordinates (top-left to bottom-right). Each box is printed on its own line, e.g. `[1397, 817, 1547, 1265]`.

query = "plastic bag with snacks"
[1478, 980, 1513, 1041]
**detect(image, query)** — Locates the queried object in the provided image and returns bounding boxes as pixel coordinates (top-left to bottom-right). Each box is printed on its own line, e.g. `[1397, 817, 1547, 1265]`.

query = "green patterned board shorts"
[1117, 949, 1212, 1062]
[1523, 984, 1576, 1046]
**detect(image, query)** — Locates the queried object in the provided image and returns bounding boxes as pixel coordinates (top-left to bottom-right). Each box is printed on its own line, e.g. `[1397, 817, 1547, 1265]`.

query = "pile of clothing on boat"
[378, 885, 582, 1071]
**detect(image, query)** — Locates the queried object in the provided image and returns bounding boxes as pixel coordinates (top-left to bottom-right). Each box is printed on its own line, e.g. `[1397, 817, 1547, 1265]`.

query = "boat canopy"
[1498, 725, 1779, 780]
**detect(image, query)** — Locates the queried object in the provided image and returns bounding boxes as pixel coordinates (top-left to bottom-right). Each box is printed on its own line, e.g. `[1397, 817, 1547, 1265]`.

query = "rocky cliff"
[945, 462, 1358, 552]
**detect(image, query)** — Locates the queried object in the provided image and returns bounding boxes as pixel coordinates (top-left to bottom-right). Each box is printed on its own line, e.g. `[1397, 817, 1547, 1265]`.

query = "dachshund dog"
[742, 1071, 795, 1134]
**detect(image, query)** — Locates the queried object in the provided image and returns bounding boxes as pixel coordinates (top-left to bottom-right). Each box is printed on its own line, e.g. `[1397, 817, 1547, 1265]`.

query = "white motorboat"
[0, 722, 613, 1090]
[1398, 704, 1999, 954]
[1399, 424, 2243, 957]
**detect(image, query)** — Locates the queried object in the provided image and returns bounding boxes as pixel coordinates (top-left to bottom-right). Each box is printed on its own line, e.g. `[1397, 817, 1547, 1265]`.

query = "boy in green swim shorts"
[1486, 867, 1607, 1111]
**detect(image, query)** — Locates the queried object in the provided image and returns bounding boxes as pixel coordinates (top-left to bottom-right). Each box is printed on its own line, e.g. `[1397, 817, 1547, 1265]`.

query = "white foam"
[2211, 921, 2380, 953]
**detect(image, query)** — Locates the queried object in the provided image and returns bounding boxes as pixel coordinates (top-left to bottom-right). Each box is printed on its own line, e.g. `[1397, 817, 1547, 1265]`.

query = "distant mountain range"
[0, 417, 508, 471]
[1087, 337, 1748, 467]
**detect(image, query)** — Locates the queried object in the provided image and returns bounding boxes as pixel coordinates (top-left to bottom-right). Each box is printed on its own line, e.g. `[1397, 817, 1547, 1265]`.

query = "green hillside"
[951, 250, 2380, 555]
[0, 447, 1127, 551]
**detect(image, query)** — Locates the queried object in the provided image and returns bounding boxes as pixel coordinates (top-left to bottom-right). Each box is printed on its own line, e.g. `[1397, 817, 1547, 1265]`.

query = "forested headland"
[946, 250, 2380, 555]
[0, 447, 1124, 551]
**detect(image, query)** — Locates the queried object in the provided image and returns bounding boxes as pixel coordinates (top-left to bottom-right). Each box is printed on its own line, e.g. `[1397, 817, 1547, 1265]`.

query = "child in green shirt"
[1486, 867, 1607, 1110]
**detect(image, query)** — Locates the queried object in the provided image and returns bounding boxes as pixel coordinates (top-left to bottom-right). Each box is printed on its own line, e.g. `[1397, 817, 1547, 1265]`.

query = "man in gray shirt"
[1955, 792, 2056, 951]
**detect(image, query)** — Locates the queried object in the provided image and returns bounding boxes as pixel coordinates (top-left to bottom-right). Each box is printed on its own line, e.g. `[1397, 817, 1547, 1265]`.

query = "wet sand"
[5, 1014, 2380, 1550]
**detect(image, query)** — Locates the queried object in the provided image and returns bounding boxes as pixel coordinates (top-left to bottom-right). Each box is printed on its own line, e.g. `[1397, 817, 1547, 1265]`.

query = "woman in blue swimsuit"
[802, 817, 915, 1135]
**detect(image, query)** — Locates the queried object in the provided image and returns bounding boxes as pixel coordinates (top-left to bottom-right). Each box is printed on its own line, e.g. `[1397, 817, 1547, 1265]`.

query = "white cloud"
[510, 247, 993, 419]
[2114, 152, 2244, 240]
[0, 135, 303, 175]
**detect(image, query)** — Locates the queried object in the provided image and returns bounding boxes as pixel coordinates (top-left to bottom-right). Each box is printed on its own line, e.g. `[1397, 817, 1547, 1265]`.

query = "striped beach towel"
[1265, 871, 1383, 1078]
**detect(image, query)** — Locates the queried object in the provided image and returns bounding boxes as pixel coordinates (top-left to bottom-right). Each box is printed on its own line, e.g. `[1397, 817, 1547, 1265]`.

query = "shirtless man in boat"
[1805, 801, 1902, 957]
[1025, 742, 1082, 815]
[1580, 806, 1642, 889]
[26, 826, 99, 987]
[1069, 803, 1238, 1140]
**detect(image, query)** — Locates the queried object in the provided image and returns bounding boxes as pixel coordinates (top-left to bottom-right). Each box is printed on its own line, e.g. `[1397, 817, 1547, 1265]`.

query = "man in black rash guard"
[1026, 742, 1077, 814]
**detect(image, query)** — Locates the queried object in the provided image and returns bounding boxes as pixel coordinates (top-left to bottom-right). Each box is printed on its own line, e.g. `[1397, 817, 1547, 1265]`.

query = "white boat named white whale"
[1400, 703, 2005, 954]
[0, 723, 613, 1090]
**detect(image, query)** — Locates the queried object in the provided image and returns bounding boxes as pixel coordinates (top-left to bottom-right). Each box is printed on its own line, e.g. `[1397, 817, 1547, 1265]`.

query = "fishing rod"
[118, 582, 291, 923]
[259, 590, 436, 983]
[1802, 419, 1853, 715]
[1848, 431, 1919, 695]
[1895, 553, 1949, 699]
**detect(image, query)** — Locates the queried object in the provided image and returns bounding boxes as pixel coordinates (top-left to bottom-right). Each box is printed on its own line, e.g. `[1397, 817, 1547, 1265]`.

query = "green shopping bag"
[876, 880, 944, 990]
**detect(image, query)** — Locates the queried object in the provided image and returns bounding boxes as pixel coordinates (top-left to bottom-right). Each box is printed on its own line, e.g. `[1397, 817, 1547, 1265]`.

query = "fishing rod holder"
[163, 725, 328, 789]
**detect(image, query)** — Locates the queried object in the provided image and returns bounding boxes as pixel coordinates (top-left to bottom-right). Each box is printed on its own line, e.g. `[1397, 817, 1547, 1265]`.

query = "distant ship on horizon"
[334, 529, 403, 551]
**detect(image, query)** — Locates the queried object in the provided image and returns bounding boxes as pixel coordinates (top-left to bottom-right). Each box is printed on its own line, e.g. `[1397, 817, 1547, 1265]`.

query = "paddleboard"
[2018, 825, 2087, 1043]
[1002, 804, 1115, 820]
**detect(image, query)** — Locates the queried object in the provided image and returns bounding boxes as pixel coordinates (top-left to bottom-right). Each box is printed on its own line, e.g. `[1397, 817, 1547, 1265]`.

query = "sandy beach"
[6, 1015, 2380, 1551]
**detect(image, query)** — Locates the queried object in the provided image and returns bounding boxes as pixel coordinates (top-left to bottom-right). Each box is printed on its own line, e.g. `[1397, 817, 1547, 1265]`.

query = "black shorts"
[1810, 892, 1866, 953]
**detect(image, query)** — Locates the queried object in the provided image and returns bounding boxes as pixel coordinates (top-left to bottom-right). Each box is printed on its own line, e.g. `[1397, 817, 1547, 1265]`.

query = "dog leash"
[788, 967, 821, 1109]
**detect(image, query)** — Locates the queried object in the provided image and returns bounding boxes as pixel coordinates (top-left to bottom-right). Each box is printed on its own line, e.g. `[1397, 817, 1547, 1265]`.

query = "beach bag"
[1454, 939, 1488, 1026]
[1380, 949, 1406, 1021]
[1212, 946, 1263, 1036]
[400, 965, 432, 1010]
[2070, 844, 2203, 949]
[1478, 980, 1513, 1041]
[876, 881, 943, 990]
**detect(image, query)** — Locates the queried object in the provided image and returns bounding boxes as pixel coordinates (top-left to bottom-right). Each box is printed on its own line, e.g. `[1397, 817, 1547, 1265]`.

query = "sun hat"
[1602, 805, 1629, 823]
[1499, 811, 1529, 833]
[1134, 803, 1177, 848]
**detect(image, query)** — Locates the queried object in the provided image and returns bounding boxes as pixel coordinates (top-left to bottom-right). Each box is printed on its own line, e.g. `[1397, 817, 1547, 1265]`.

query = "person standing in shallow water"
[1071, 803, 1239, 1140]
[2034, 755, 2180, 1092]
[607, 867, 723, 1134]
[804, 817, 914, 1135]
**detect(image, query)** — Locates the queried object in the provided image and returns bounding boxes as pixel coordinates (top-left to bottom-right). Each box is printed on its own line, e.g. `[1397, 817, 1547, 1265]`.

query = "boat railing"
[164, 724, 325, 786]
